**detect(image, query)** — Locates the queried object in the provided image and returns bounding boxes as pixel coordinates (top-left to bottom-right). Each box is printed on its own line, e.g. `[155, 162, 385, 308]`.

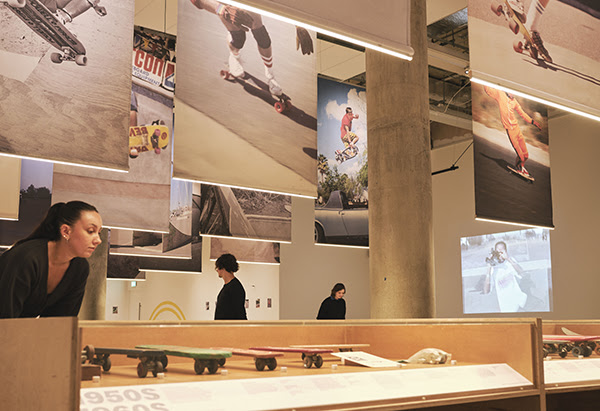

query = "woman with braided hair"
[0, 201, 102, 318]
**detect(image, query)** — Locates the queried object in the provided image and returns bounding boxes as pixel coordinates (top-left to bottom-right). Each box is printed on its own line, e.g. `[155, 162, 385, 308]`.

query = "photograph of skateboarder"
[0, 201, 102, 318]
[484, 85, 542, 178]
[316, 283, 346, 320]
[335, 107, 360, 163]
[38, 0, 106, 25]
[190, 0, 312, 96]
[214, 253, 248, 320]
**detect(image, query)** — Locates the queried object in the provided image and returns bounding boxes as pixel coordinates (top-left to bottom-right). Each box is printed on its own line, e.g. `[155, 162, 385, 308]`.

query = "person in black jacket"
[214, 253, 247, 320]
[0, 201, 102, 318]
[316, 283, 346, 319]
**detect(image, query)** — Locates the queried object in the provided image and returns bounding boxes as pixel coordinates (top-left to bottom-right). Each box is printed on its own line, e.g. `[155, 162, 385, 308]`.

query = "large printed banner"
[468, 0, 600, 118]
[174, 0, 318, 197]
[210, 237, 280, 264]
[51, 26, 176, 232]
[315, 78, 368, 247]
[0, 157, 21, 221]
[0, 159, 53, 246]
[199, 183, 291, 243]
[0, 1, 133, 170]
[472, 83, 553, 228]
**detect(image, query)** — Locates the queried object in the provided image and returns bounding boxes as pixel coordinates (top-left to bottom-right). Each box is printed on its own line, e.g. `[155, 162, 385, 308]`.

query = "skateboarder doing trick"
[484, 86, 541, 178]
[335, 107, 359, 162]
[39, 0, 106, 24]
[190, 0, 284, 96]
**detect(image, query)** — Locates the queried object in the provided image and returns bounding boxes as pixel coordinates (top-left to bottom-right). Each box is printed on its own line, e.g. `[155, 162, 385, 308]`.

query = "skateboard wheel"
[218, 358, 226, 367]
[559, 348, 568, 358]
[152, 360, 164, 377]
[509, 20, 519, 35]
[583, 345, 593, 357]
[159, 355, 168, 369]
[206, 359, 219, 374]
[220, 70, 230, 80]
[314, 355, 324, 369]
[301, 353, 306, 360]
[255, 358, 266, 372]
[75, 54, 88, 66]
[303, 356, 313, 369]
[137, 361, 148, 378]
[51, 53, 63, 64]
[194, 359, 205, 375]
[595, 346, 600, 356]
[490, 1, 502, 16]
[83, 345, 95, 362]
[102, 355, 112, 372]
[571, 346, 582, 357]
[154, 147, 161, 154]
[7, 0, 26, 8]
[274, 101, 285, 113]
[267, 358, 277, 371]
[513, 39, 524, 54]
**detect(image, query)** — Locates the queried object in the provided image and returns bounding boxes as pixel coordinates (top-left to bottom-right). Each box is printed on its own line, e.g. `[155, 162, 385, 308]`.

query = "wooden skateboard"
[250, 346, 333, 369]
[219, 69, 293, 113]
[507, 164, 534, 182]
[335, 145, 359, 164]
[84, 346, 167, 378]
[2, 0, 95, 65]
[289, 343, 370, 353]
[129, 125, 169, 158]
[211, 347, 283, 371]
[136, 345, 231, 375]
[490, 0, 553, 62]
[543, 335, 600, 358]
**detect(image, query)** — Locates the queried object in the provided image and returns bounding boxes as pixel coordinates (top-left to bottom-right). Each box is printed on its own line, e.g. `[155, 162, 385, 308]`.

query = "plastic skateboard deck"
[335, 145, 359, 163]
[212, 347, 283, 371]
[491, 0, 552, 62]
[85, 346, 167, 378]
[219, 69, 293, 114]
[506, 164, 535, 182]
[3, 0, 88, 65]
[250, 346, 333, 369]
[129, 125, 169, 157]
[136, 345, 232, 375]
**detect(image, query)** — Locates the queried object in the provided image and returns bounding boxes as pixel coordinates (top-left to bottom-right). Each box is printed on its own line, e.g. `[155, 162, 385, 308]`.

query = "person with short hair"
[316, 283, 346, 319]
[0, 201, 102, 318]
[214, 253, 247, 320]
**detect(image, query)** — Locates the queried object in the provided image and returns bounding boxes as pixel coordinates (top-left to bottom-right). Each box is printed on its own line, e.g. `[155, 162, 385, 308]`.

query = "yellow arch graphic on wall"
[149, 301, 186, 321]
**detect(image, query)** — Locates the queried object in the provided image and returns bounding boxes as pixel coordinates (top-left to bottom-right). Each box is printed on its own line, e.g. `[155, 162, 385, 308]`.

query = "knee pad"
[252, 25, 271, 49]
[229, 30, 246, 50]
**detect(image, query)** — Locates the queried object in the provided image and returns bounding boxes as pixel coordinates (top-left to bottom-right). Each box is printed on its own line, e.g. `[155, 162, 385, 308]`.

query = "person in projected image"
[483, 241, 546, 312]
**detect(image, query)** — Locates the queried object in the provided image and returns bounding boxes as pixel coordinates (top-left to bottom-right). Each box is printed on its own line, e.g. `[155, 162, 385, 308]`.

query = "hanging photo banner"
[315, 77, 368, 247]
[199, 183, 291, 242]
[233, 0, 413, 59]
[0, 156, 21, 221]
[472, 83, 553, 228]
[51, 25, 176, 232]
[210, 237, 280, 264]
[110, 180, 193, 258]
[174, 0, 318, 197]
[460, 228, 553, 314]
[0, 1, 134, 170]
[0, 159, 53, 246]
[468, 0, 600, 119]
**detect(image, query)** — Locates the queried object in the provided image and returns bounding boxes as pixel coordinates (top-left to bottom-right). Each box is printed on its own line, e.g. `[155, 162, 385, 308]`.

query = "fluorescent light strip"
[0, 152, 128, 173]
[109, 251, 192, 260]
[218, 0, 412, 61]
[173, 176, 315, 200]
[470, 77, 600, 122]
[208, 258, 280, 266]
[142, 269, 202, 275]
[107, 277, 147, 281]
[0, 245, 11, 249]
[0, 218, 18, 221]
[475, 217, 555, 230]
[105, 225, 169, 234]
[315, 242, 369, 250]
[202, 233, 290, 245]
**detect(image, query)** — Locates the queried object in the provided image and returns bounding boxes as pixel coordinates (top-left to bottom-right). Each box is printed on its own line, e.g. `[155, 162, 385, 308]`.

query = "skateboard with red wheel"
[1, 0, 105, 66]
[219, 69, 293, 114]
[490, 0, 552, 62]
[543, 334, 600, 358]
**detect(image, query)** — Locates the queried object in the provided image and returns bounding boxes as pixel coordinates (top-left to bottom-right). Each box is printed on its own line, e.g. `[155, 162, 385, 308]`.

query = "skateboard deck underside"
[137, 344, 232, 359]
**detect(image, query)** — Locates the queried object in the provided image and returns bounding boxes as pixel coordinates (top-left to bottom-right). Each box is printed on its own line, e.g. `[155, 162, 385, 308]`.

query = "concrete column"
[367, 0, 434, 318]
[79, 228, 109, 320]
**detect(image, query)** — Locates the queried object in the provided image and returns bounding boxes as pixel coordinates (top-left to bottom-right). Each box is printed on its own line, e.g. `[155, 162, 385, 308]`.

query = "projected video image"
[461, 228, 552, 314]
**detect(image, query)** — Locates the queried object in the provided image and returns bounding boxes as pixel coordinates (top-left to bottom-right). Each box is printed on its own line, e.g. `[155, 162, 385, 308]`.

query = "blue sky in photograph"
[20, 159, 53, 191]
